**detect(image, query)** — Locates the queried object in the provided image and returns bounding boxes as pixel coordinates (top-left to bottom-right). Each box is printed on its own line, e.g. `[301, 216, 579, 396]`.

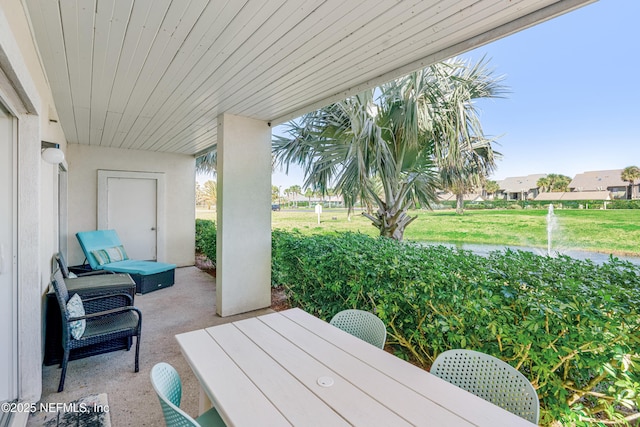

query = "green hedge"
[271, 230, 640, 426]
[609, 200, 640, 209]
[437, 199, 619, 210]
[195, 219, 216, 266]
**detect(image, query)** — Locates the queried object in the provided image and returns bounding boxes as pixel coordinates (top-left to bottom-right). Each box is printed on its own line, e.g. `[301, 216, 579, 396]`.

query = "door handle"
[0, 244, 4, 274]
[151, 227, 156, 231]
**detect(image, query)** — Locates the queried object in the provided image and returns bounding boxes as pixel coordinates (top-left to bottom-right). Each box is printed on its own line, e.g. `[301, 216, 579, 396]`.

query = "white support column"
[216, 114, 271, 316]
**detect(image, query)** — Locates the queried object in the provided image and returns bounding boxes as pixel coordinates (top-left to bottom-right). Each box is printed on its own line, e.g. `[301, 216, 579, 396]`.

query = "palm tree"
[547, 173, 571, 192]
[621, 166, 640, 199]
[537, 176, 550, 193]
[195, 182, 204, 207]
[304, 188, 314, 207]
[200, 180, 217, 210]
[195, 148, 217, 176]
[428, 59, 503, 215]
[439, 136, 499, 215]
[287, 185, 302, 207]
[273, 57, 506, 239]
[484, 180, 500, 199]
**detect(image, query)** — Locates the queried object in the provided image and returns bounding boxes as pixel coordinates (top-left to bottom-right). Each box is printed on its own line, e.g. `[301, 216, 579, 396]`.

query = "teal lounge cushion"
[101, 259, 176, 275]
[76, 230, 176, 277]
[76, 230, 126, 270]
[67, 293, 86, 339]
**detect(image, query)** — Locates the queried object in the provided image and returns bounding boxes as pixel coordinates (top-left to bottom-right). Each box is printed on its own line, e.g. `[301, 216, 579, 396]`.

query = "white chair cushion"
[67, 293, 86, 339]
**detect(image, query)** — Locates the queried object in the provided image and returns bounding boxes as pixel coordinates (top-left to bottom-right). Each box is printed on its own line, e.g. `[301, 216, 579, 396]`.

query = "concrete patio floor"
[32, 266, 274, 426]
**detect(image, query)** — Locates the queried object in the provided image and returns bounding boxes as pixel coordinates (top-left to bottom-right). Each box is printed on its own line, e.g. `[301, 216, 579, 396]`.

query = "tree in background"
[439, 137, 498, 215]
[286, 185, 302, 207]
[621, 166, 640, 199]
[195, 148, 216, 176]
[431, 59, 503, 215]
[549, 174, 571, 192]
[536, 176, 550, 193]
[302, 188, 311, 206]
[537, 174, 571, 192]
[195, 182, 204, 206]
[273, 57, 506, 239]
[484, 180, 500, 199]
[197, 180, 217, 209]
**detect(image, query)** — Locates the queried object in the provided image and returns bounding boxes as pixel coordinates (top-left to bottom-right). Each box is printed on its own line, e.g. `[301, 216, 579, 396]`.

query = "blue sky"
[271, 0, 639, 189]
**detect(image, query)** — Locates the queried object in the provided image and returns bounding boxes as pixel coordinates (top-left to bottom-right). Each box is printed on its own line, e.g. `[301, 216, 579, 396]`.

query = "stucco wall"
[1, 0, 67, 289]
[66, 144, 196, 267]
[0, 0, 69, 402]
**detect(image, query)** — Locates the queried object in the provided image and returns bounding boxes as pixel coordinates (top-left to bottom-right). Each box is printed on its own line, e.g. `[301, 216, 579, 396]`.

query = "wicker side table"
[44, 274, 136, 366]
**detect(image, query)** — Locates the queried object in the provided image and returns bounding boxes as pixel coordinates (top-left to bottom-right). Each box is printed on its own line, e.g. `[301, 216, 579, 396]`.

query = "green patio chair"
[329, 309, 387, 349]
[150, 362, 226, 427]
[430, 349, 539, 424]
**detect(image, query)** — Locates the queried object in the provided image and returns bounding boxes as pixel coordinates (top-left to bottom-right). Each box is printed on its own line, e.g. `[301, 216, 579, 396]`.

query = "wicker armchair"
[329, 309, 387, 349]
[51, 269, 142, 392]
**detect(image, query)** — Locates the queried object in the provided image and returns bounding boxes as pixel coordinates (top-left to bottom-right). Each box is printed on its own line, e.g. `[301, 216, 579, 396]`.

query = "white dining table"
[176, 308, 536, 426]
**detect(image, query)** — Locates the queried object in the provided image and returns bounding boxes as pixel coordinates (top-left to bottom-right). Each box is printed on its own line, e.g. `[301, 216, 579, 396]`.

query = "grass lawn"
[197, 207, 640, 256]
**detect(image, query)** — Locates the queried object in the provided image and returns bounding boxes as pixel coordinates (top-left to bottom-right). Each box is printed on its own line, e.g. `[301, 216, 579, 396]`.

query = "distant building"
[534, 190, 611, 202]
[437, 192, 484, 203]
[496, 174, 547, 200]
[569, 170, 627, 199]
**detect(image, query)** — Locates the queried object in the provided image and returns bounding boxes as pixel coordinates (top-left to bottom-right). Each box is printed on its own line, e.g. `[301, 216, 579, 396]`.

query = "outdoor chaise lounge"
[76, 229, 176, 294]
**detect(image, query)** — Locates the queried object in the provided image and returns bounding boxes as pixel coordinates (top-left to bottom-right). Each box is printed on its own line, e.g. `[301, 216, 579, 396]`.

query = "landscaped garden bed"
[272, 230, 640, 426]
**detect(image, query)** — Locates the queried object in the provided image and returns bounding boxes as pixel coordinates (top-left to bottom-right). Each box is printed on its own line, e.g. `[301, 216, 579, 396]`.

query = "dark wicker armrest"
[68, 306, 141, 322]
[83, 292, 133, 305]
[76, 270, 115, 276]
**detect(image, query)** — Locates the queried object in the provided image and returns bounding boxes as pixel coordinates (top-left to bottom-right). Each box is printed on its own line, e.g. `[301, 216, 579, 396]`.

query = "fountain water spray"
[547, 204, 555, 256]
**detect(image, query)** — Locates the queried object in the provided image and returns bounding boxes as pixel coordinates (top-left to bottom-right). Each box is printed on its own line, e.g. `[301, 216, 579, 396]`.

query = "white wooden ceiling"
[25, 0, 593, 156]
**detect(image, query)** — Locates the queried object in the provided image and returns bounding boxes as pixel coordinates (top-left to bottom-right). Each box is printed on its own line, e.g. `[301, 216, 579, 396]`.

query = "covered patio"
[35, 267, 272, 426]
[0, 0, 596, 425]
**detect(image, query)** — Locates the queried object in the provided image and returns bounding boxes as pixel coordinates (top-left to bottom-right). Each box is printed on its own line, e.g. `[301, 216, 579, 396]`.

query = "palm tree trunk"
[456, 194, 464, 215]
[362, 207, 417, 241]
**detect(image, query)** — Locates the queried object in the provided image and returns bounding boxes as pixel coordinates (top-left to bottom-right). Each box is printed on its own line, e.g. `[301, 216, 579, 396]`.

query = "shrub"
[195, 219, 216, 265]
[271, 230, 640, 426]
[610, 200, 640, 209]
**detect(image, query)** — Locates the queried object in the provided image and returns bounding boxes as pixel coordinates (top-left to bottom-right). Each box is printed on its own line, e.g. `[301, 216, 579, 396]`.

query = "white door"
[0, 103, 16, 401]
[98, 170, 166, 262]
[107, 177, 157, 260]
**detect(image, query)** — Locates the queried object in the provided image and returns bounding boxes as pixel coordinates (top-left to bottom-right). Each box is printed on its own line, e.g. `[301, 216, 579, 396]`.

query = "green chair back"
[430, 349, 539, 424]
[151, 362, 225, 427]
[330, 309, 386, 349]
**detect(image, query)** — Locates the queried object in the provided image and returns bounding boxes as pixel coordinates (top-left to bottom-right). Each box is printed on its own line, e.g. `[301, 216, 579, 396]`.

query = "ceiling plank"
[59, 0, 95, 145]
[26, 0, 78, 143]
[101, 0, 172, 147]
[90, 0, 133, 146]
[118, 0, 209, 149]
[139, 0, 402, 151]
[23, 0, 595, 155]
[136, 0, 289, 151]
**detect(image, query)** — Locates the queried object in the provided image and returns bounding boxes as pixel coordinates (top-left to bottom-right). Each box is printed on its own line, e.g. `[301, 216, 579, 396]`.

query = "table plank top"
[176, 308, 537, 427]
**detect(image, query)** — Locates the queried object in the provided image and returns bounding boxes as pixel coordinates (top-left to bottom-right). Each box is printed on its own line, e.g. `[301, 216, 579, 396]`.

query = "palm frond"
[272, 55, 507, 236]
